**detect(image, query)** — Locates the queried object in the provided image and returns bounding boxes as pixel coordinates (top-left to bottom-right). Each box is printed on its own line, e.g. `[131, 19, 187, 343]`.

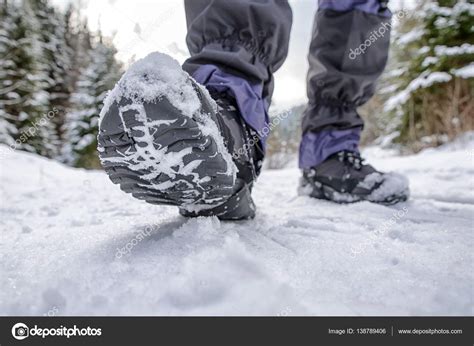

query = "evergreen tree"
[0, 0, 18, 147]
[28, 0, 75, 154]
[384, 0, 474, 148]
[1, 0, 123, 165]
[63, 5, 90, 94]
[0, 0, 54, 156]
[63, 34, 122, 168]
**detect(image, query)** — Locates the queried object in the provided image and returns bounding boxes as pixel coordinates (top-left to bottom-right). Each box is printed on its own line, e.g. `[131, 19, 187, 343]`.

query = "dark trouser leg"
[299, 0, 392, 169]
[183, 0, 292, 146]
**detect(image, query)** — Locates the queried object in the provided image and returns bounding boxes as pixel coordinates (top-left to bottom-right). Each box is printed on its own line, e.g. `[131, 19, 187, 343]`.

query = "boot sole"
[97, 85, 237, 211]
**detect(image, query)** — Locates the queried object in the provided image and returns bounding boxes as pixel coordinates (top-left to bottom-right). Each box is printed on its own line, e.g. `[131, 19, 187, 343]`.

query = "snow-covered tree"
[62, 35, 122, 168]
[0, 0, 19, 147]
[29, 0, 76, 153]
[384, 0, 474, 148]
[0, 0, 55, 156]
[1, 0, 122, 164]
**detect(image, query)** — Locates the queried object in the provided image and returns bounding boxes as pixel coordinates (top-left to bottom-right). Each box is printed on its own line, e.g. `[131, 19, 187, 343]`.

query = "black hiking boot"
[97, 53, 262, 220]
[299, 150, 409, 205]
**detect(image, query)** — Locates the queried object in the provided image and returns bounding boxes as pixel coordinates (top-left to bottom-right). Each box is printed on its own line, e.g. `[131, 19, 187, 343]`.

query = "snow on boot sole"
[97, 53, 237, 211]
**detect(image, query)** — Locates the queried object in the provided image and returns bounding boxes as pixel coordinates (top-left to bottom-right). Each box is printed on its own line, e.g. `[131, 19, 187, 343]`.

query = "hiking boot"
[97, 52, 261, 220]
[298, 150, 409, 205]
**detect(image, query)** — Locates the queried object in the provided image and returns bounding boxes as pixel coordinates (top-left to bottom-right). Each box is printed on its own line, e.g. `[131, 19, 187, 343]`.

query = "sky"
[52, 0, 408, 109]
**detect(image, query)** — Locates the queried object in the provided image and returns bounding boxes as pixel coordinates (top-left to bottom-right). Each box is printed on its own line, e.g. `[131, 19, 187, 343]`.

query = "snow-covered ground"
[0, 137, 473, 316]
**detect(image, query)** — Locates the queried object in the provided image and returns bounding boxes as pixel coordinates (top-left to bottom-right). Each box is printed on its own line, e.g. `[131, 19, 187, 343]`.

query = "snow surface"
[0, 138, 473, 316]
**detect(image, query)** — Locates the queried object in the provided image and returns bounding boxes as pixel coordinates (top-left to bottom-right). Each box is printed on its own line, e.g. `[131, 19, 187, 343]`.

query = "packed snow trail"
[0, 136, 472, 315]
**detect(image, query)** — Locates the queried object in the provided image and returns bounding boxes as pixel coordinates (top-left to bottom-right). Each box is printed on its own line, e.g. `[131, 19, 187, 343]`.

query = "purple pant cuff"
[318, 0, 392, 17]
[191, 64, 269, 145]
[299, 129, 361, 169]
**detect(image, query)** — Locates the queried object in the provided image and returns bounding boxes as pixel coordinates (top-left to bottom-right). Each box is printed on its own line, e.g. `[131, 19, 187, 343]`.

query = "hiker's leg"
[299, 0, 391, 168]
[297, 0, 408, 205]
[183, 0, 293, 145]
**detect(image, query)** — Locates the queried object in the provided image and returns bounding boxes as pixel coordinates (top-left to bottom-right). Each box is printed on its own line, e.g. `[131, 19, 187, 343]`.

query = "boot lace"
[337, 151, 364, 170]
